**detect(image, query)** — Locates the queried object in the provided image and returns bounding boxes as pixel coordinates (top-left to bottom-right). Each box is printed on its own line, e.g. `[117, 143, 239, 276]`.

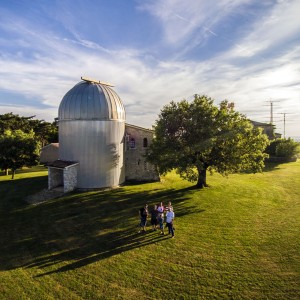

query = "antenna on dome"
[81, 76, 114, 87]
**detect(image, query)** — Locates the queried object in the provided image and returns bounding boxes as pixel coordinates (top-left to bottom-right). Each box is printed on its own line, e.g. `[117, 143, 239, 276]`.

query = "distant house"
[40, 143, 59, 164]
[250, 120, 281, 140]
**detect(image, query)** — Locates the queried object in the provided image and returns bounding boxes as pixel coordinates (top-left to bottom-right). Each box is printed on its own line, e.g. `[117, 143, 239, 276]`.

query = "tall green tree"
[147, 94, 270, 188]
[0, 113, 34, 134]
[0, 130, 41, 179]
[0, 113, 58, 146]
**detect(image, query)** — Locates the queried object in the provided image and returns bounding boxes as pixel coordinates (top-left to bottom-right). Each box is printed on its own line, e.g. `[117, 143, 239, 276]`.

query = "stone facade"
[48, 167, 63, 190]
[124, 123, 160, 182]
[48, 161, 78, 193]
[63, 165, 78, 192]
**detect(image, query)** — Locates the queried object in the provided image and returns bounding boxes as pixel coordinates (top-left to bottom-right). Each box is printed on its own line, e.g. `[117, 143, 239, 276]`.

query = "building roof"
[125, 123, 154, 133]
[58, 78, 125, 121]
[250, 120, 275, 128]
[47, 160, 78, 169]
[42, 143, 59, 149]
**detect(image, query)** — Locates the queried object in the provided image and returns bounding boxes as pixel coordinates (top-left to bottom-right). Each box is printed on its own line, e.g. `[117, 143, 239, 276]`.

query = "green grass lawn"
[0, 162, 299, 299]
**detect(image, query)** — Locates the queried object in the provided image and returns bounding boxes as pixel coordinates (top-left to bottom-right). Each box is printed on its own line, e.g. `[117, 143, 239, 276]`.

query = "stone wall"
[48, 164, 78, 193]
[63, 165, 78, 192]
[125, 124, 160, 182]
[48, 167, 63, 190]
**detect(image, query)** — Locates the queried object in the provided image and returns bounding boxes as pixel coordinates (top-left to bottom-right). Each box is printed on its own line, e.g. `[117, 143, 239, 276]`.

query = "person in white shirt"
[166, 207, 175, 238]
[165, 201, 173, 212]
[157, 202, 164, 214]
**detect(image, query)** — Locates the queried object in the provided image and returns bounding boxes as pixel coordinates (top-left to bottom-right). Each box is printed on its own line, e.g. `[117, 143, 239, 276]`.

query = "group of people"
[138, 201, 175, 238]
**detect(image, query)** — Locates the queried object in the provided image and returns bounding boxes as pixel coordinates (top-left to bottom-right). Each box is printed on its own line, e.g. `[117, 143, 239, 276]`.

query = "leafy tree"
[29, 119, 58, 146]
[147, 94, 270, 188]
[265, 139, 280, 156]
[0, 113, 58, 146]
[0, 130, 41, 179]
[0, 113, 34, 134]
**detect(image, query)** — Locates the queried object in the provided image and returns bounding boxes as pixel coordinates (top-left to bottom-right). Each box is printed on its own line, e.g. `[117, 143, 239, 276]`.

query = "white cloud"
[226, 0, 300, 58]
[138, 0, 252, 46]
[0, 0, 299, 139]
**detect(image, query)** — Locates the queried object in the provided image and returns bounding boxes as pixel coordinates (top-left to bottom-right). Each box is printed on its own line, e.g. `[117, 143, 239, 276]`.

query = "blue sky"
[1, 0, 299, 138]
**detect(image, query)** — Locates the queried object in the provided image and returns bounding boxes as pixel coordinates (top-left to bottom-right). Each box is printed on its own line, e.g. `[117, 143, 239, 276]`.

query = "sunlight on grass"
[0, 162, 299, 299]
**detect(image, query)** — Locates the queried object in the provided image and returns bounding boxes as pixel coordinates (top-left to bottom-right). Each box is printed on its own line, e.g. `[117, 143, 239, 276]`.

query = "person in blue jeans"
[166, 207, 175, 238]
[150, 204, 158, 231]
[138, 204, 148, 233]
[157, 211, 165, 235]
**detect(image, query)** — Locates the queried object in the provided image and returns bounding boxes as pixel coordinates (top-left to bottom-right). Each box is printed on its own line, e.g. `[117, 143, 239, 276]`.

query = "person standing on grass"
[157, 202, 164, 215]
[150, 204, 158, 231]
[166, 207, 175, 238]
[138, 204, 148, 233]
[157, 209, 165, 235]
[165, 201, 173, 212]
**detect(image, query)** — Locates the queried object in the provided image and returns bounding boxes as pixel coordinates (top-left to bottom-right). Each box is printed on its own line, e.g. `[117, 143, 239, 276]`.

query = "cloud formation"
[0, 0, 299, 138]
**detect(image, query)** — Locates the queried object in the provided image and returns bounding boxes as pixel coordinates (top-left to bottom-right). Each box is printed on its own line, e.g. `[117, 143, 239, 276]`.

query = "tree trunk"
[11, 170, 15, 180]
[196, 167, 207, 188]
[5, 168, 8, 176]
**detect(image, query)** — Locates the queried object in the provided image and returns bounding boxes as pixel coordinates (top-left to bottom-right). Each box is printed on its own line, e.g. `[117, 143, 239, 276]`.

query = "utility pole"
[282, 113, 286, 138]
[270, 101, 273, 124]
[265, 99, 281, 125]
[279, 113, 291, 139]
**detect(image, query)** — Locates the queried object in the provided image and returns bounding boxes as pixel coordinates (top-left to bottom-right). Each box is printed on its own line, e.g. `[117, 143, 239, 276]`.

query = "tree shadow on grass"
[0, 182, 205, 275]
[0, 175, 48, 211]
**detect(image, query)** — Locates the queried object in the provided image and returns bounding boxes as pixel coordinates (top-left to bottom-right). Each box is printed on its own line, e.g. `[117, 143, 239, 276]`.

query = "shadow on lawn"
[0, 182, 204, 276]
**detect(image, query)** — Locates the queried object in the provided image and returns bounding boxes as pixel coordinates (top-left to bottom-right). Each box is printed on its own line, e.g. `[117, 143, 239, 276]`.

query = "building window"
[130, 138, 136, 149]
[143, 138, 148, 148]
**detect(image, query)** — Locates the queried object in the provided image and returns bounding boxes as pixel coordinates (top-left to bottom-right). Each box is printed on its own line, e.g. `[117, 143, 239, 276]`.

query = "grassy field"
[0, 162, 299, 299]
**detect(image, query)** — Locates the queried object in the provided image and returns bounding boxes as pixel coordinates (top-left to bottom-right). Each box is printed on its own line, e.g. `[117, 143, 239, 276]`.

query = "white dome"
[58, 80, 125, 121]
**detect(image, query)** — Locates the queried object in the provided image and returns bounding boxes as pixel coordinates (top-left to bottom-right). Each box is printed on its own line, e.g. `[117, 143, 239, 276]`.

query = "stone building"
[47, 160, 78, 193]
[43, 123, 160, 191]
[125, 123, 160, 182]
[43, 77, 160, 193]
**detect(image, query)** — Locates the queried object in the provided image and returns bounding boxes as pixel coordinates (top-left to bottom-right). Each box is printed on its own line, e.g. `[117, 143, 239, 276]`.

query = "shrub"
[275, 138, 299, 158]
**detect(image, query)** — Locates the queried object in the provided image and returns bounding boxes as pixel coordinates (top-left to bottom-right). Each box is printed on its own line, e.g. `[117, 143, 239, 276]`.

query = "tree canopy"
[0, 130, 41, 179]
[0, 113, 58, 146]
[147, 94, 270, 188]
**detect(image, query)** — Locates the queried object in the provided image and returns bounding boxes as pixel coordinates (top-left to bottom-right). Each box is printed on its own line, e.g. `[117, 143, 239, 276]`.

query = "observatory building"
[46, 77, 159, 192]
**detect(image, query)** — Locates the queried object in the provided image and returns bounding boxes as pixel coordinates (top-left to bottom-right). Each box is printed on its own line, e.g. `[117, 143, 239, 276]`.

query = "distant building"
[41, 123, 160, 189]
[125, 123, 160, 182]
[250, 120, 281, 140]
[40, 143, 59, 164]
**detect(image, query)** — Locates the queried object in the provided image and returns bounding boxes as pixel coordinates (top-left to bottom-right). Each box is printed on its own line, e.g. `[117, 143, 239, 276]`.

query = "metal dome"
[58, 79, 125, 121]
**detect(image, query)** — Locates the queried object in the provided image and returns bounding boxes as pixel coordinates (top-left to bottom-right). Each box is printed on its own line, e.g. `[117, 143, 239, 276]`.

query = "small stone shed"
[47, 160, 79, 193]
